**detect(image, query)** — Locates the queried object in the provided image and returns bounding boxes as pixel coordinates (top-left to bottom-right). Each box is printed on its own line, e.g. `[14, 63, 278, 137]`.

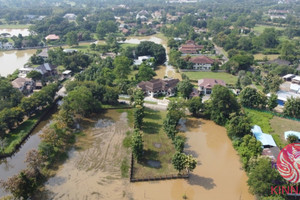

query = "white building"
[134, 55, 153, 66]
[2, 42, 14, 50]
[292, 76, 300, 85]
[63, 13, 77, 21]
[18, 67, 33, 78]
[189, 56, 215, 71]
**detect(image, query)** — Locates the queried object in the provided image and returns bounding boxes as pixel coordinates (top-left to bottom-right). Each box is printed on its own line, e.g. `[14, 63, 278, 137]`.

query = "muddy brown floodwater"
[39, 112, 253, 200]
[130, 118, 254, 200]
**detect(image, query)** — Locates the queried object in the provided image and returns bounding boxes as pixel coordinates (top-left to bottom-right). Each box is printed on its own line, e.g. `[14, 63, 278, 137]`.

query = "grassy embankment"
[122, 108, 177, 178]
[244, 108, 300, 148]
[0, 109, 45, 155]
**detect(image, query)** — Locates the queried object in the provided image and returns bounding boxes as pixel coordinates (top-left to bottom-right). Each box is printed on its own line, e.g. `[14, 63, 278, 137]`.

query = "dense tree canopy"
[136, 41, 166, 66]
[206, 85, 240, 125]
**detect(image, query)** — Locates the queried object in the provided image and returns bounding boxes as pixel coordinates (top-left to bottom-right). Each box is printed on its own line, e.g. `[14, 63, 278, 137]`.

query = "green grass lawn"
[270, 116, 300, 147]
[253, 53, 279, 61]
[183, 71, 238, 85]
[132, 108, 177, 178]
[120, 43, 138, 49]
[253, 25, 285, 35]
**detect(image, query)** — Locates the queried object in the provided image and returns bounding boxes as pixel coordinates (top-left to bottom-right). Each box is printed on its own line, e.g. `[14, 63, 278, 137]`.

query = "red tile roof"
[45, 34, 60, 40]
[179, 40, 203, 54]
[138, 79, 179, 92]
[189, 56, 215, 64]
[198, 79, 226, 89]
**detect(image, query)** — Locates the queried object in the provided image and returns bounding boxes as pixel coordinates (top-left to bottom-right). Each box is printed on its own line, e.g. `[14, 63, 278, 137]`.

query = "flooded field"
[0, 49, 36, 76]
[131, 118, 254, 200]
[40, 110, 132, 200]
[38, 112, 253, 200]
[0, 28, 31, 37]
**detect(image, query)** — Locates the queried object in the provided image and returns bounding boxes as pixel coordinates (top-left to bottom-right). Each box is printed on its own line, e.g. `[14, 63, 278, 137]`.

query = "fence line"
[129, 154, 189, 182]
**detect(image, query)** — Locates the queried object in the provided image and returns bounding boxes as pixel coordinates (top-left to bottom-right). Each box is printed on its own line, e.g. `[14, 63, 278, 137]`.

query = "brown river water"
[0, 49, 36, 77]
[37, 111, 253, 200]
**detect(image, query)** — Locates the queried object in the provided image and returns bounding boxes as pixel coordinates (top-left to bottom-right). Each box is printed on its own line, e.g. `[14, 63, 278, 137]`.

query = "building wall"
[192, 63, 212, 70]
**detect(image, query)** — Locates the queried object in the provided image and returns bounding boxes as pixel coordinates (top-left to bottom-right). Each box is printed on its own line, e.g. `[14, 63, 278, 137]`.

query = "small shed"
[62, 70, 72, 79]
[251, 125, 277, 148]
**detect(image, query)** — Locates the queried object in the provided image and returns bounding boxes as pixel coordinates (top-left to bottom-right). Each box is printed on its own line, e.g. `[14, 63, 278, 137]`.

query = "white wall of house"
[192, 63, 212, 70]
[199, 86, 212, 95]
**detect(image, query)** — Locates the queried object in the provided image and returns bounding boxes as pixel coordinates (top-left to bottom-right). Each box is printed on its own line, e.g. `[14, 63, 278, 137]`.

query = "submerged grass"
[133, 108, 177, 178]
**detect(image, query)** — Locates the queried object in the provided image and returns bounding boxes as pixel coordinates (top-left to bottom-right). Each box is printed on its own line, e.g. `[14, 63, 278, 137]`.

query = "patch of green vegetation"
[245, 108, 273, 133]
[120, 43, 138, 49]
[121, 158, 130, 178]
[272, 134, 285, 149]
[183, 71, 238, 85]
[56, 65, 65, 73]
[123, 130, 132, 148]
[133, 108, 177, 178]
[253, 25, 285, 35]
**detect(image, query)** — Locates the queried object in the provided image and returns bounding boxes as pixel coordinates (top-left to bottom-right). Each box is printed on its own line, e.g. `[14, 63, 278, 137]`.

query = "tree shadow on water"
[187, 174, 216, 190]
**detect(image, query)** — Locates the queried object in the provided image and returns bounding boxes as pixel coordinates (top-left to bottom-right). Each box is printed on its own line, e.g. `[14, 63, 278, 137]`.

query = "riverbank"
[0, 98, 60, 159]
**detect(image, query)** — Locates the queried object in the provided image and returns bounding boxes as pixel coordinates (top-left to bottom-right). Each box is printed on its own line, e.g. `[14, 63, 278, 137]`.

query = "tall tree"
[226, 113, 251, 139]
[187, 96, 203, 117]
[113, 56, 132, 79]
[62, 86, 101, 116]
[135, 63, 156, 82]
[283, 97, 300, 119]
[66, 31, 78, 46]
[267, 93, 278, 111]
[177, 79, 193, 99]
[207, 85, 240, 125]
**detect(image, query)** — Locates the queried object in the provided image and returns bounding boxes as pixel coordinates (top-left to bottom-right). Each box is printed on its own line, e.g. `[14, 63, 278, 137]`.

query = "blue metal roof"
[251, 125, 277, 147]
[284, 131, 300, 140]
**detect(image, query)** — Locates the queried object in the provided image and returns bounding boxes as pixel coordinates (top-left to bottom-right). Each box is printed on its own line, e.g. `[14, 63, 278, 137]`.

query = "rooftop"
[251, 125, 277, 147]
[11, 77, 32, 88]
[198, 79, 226, 88]
[189, 56, 215, 64]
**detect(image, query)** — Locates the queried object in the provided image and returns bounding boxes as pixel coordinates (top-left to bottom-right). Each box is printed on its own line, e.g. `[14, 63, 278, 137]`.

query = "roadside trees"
[187, 96, 203, 117]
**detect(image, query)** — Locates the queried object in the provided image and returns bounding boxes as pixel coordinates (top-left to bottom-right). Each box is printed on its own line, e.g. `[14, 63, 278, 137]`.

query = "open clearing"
[183, 71, 238, 85]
